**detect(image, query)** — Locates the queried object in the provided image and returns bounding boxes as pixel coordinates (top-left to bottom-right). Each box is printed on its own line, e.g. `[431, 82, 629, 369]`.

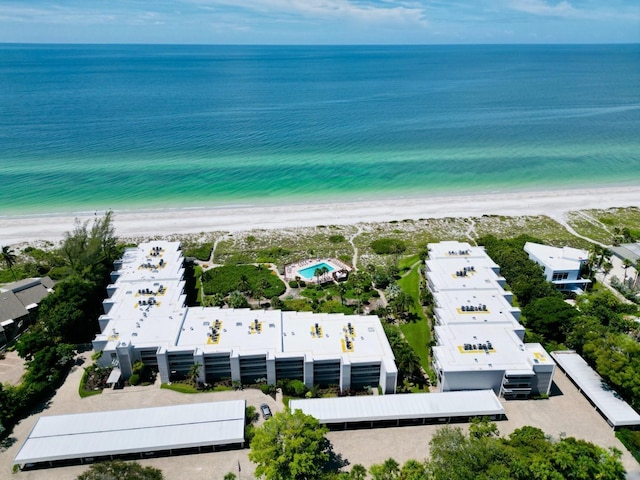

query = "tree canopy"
[249, 409, 332, 480]
[62, 210, 119, 282]
[427, 420, 625, 480]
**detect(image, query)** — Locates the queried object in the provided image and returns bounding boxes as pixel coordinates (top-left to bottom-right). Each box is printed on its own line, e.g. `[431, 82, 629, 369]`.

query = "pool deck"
[284, 258, 352, 283]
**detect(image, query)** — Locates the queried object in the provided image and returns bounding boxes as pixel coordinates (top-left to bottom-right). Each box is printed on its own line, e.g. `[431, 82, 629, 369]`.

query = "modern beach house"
[524, 242, 591, 293]
[92, 241, 397, 394]
[427, 241, 555, 399]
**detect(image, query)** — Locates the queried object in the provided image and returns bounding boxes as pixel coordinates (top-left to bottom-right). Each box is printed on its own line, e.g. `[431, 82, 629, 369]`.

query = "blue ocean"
[0, 44, 638, 215]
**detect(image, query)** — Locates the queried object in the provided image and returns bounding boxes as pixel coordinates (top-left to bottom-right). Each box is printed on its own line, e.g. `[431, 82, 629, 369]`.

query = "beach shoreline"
[1, 185, 639, 246]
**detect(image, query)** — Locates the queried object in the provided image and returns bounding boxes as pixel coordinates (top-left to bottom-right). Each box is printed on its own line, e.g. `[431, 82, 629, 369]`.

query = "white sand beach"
[1, 185, 639, 246]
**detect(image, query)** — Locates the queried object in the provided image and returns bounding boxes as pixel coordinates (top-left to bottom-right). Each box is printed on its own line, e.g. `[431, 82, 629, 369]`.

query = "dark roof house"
[0, 277, 54, 347]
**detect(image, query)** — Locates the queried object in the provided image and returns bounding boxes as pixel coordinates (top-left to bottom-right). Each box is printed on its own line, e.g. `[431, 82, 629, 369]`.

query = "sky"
[0, 0, 638, 44]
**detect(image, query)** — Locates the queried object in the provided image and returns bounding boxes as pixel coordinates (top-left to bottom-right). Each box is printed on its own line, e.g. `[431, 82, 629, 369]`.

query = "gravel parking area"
[1, 352, 638, 479]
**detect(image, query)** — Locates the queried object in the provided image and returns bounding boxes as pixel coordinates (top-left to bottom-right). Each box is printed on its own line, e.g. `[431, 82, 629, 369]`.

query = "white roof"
[551, 351, 640, 427]
[427, 241, 497, 264]
[426, 257, 505, 293]
[96, 241, 188, 350]
[433, 324, 554, 373]
[94, 241, 395, 369]
[14, 400, 245, 466]
[289, 390, 504, 424]
[524, 242, 588, 271]
[114, 241, 185, 283]
[433, 290, 522, 328]
[177, 307, 395, 362]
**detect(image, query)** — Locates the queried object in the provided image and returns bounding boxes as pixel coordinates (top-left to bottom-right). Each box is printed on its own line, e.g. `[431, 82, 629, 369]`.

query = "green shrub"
[224, 253, 254, 265]
[282, 298, 313, 311]
[183, 243, 213, 261]
[132, 360, 145, 375]
[256, 247, 291, 263]
[289, 280, 299, 288]
[370, 238, 407, 255]
[280, 379, 307, 397]
[260, 384, 276, 395]
[617, 428, 640, 463]
[271, 296, 284, 309]
[129, 373, 141, 386]
[202, 265, 285, 298]
[329, 234, 345, 244]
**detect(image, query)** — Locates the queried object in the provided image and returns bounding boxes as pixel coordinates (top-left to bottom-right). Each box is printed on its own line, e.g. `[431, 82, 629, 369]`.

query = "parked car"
[260, 403, 272, 419]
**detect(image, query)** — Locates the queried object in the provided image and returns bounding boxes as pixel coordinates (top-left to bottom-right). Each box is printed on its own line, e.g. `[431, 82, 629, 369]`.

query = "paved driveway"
[1, 352, 638, 479]
[0, 350, 25, 385]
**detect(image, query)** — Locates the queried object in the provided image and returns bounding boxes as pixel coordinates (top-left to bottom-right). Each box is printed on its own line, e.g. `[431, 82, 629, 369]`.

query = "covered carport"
[13, 400, 246, 470]
[551, 351, 640, 429]
[290, 390, 505, 430]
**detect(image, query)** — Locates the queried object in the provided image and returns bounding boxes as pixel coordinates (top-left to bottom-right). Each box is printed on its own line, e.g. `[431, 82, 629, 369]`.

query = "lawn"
[397, 263, 433, 375]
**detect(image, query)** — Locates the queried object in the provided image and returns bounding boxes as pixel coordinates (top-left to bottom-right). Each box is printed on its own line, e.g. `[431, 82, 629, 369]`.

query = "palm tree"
[256, 278, 270, 307]
[602, 261, 613, 281]
[634, 259, 640, 289]
[353, 286, 363, 313]
[237, 274, 251, 294]
[612, 227, 622, 246]
[623, 258, 633, 285]
[587, 246, 600, 277]
[336, 282, 347, 305]
[392, 291, 414, 320]
[1, 245, 17, 281]
[314, 267, 323, 284]
[188, 362, 202, 386]
[320, 265, 329, 282]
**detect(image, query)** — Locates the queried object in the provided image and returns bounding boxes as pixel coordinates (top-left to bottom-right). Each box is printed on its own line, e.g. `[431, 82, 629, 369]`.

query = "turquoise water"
[0, 44, 638, 216]
[298, 263, 335, 280]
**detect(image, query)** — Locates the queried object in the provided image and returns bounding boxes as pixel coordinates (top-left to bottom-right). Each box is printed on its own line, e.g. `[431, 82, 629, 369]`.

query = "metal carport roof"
[14, 400, 245, 467]
[551, 351, 640, 428]
[290, 390, 504, 424]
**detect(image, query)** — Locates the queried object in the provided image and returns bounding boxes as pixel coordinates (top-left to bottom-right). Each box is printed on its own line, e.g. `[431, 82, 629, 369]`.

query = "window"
[552, 272, 569, 281]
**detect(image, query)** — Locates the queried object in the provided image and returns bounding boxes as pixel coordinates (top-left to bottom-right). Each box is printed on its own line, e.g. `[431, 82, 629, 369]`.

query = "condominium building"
[92, 241, 397, 394]
[427, 241, 555, 399]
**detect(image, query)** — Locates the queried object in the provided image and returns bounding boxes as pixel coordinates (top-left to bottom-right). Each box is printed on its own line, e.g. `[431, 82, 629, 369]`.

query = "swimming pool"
[298, 262, 335, 280]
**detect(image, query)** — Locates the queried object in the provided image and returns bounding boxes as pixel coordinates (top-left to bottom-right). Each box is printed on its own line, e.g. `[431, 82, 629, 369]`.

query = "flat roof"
[427, 241, 498, 265]
[177, 308, 395, 363]
[426, 257, 505, 292]
[113, 242, 185, 283]
[433, 290, 521, 328]
[96, 241, 188, 350]
[551, 351, 640, 428]
[95, 241, 395, 369]
[14, 400, 246, 466]
[433, 325, 554, 373]
[524, 242, 588, 271]
[98, 284, 188, 350]
[290, 390, 505, 424]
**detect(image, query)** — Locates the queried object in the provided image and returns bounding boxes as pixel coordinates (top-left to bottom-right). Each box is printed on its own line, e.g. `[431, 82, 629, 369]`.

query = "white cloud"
[186, 0, 428, 27]
[507, 0, 581, 18]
